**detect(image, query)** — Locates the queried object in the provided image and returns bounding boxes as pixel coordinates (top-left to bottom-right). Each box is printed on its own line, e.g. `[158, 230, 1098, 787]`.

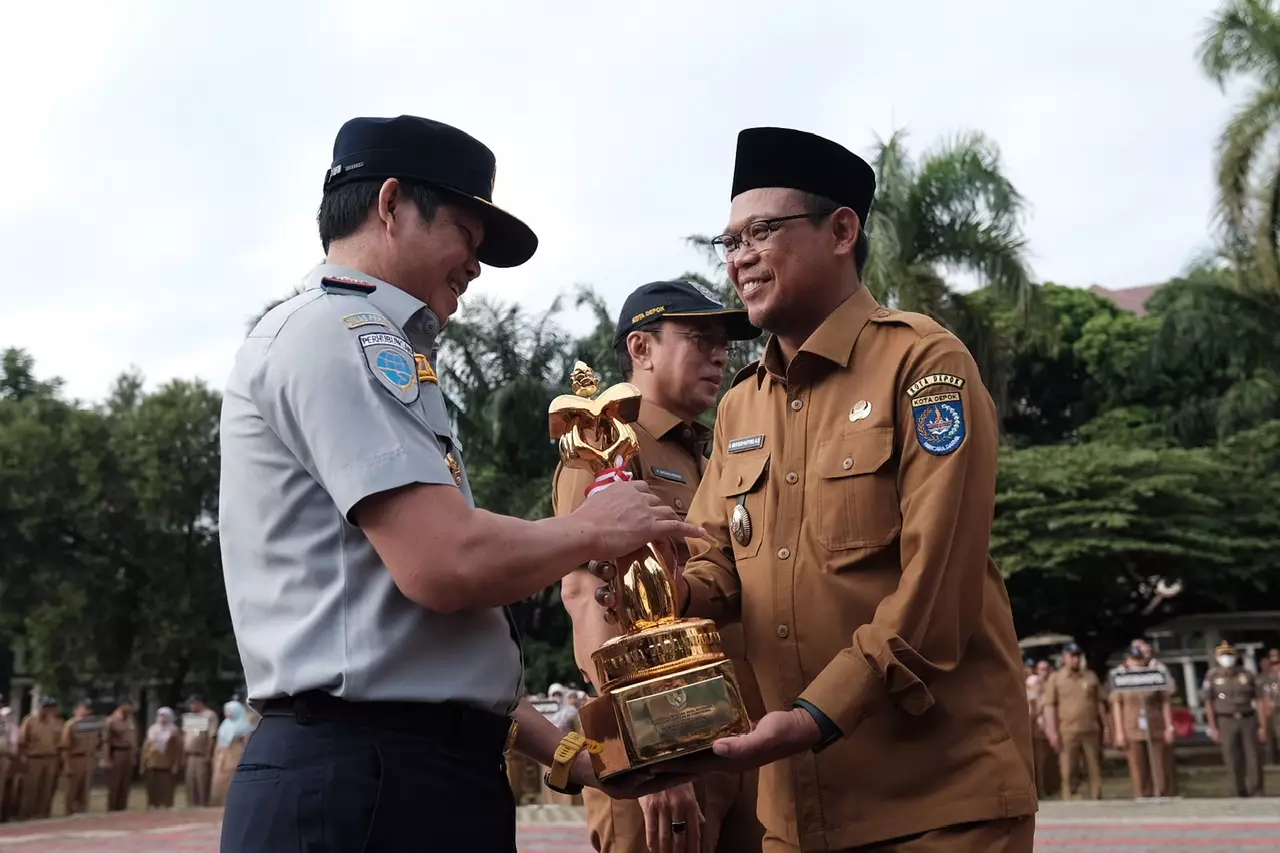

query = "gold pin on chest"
[730, 495, 752, 546]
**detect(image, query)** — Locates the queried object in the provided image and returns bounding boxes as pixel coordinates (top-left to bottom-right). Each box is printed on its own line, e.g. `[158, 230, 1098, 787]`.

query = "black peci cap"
[613, 279, 761, 348]
[324, 115, 537, 268]
[1062, 643, 1082, 654]
[731, 127, 876, 227]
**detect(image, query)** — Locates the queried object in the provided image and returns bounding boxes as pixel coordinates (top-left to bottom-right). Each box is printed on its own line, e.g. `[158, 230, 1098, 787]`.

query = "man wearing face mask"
[1202, 641, 1267, 797]
[217, 115, 698, 852]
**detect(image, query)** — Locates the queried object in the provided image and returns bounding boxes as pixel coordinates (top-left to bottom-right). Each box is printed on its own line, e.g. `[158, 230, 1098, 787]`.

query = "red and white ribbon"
[585, 458, 632, 498]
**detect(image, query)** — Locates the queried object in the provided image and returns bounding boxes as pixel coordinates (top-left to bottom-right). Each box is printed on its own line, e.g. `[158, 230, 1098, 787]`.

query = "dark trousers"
[220, 694, 516, 853]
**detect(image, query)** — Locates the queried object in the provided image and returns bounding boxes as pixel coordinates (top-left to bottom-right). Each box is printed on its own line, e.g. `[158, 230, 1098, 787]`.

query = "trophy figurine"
[549, 362, 751, 781]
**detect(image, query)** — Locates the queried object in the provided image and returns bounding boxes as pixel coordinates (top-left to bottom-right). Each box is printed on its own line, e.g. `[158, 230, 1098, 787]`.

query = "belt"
[255, 691, 512, 754]
[1219, 710, 1256, 719]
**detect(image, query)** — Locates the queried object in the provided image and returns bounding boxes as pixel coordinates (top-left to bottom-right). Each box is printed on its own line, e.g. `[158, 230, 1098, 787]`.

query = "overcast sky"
[1, 0, 1241, 404]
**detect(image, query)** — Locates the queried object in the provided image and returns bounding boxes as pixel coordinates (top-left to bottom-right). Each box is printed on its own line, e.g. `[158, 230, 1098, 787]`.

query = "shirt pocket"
[718, 451, 770, 561]
[647, 476, 694, 519]
[813, 427, 900, 551]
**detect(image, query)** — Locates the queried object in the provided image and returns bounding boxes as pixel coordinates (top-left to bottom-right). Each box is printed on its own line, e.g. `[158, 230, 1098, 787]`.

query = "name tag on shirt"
[727, 435, 765, 453]
[651, 467, 687, 483]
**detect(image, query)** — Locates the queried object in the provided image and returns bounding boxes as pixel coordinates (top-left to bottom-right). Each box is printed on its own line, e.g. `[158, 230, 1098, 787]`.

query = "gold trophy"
[549, 362, 751, 781]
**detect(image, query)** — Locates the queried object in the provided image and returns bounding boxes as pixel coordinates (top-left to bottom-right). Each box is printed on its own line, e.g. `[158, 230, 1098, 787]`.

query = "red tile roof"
[1088, 284, 1161, 317]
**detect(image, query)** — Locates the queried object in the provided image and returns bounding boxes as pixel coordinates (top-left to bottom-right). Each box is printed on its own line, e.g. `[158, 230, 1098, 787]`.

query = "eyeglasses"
[710, 210, 836, 263]
[648, 327, 729, 356]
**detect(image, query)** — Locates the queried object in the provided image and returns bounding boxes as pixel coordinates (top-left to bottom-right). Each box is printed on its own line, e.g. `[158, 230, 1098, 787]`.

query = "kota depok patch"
[358, 331, 419, 404]
[911, 390, 965, 455]
[904, 373, 965, 398]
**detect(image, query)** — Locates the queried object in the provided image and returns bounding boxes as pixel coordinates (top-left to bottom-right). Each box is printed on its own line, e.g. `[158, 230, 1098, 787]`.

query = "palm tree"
[1198, 0, 1280, 291]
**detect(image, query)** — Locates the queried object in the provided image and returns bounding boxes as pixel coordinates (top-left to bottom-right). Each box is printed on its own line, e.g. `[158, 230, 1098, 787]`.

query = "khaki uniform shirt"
[1203, 667, 1258, 716]
[682, 287, 1035, 850]
[102, 712, 138, 761]
[1110, 688, 1166, 740]
[553, 400, 766, 721]
[20, 713, 61, 758]
[60, 717, 103, 757]
[182, 709, 220, 758]
[1043, 668, 1102, 734]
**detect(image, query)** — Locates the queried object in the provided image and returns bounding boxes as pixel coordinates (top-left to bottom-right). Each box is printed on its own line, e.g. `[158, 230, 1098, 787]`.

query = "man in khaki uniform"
[19, 697, 62, 819]
[181, 695, 219, 807]
[594, 128, 1036, 852]
[1131, 639, 1178, 795]
[1041, 644, 1106, 800]
[101, 699, 138, 812]
[0, 699, 14, 822]
[1203, 641, 1267, 796]
[60, 700, 101, 815]
[1260, 656, 1280, 765]
[1110, 646, 1174, 798]
[1027, 660, 1059, 799]
[559, 279, 766, 853]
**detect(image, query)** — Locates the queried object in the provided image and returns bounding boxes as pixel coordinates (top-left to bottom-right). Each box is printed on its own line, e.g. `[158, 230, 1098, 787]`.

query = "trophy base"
[580, 622, 752, 781]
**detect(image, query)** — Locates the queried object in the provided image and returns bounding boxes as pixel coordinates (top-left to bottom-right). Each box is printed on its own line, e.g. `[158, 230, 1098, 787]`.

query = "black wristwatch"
[793, 699, 843, 753]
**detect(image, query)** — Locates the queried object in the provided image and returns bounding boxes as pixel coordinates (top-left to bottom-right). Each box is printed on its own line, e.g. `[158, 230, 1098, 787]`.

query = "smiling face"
[376, 179, 483, 324]
[723, 188, 860, 344]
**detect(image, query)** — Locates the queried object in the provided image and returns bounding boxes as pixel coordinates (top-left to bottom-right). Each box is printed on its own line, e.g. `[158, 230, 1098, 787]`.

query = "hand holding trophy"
[549, 362, 752, 782]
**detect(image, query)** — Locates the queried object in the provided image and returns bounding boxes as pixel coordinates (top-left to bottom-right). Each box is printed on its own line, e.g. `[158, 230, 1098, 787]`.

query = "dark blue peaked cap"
[325, 115, 537, 268]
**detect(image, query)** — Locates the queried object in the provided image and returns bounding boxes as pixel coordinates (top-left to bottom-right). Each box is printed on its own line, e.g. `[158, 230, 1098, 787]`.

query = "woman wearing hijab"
[210, 701, 255, 807]
[141, 707, 182, 808]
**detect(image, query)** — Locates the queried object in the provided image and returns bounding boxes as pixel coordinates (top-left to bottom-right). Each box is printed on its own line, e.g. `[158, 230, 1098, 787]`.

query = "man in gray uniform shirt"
[218, 115, 698, 853]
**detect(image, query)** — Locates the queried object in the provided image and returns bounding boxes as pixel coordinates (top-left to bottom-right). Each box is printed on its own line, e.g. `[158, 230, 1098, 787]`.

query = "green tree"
[1199, 0, 1280, 288]
[436, 297, 582, 685]
[994, 435, 1280, 669]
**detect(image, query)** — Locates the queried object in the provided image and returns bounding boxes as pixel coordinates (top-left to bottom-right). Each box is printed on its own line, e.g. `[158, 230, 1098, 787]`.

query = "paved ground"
[0, 800, 1274, 851]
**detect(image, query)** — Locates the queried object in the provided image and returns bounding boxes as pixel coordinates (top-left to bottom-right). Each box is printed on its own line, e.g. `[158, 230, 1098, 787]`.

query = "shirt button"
[842, 457, 853, 470]
[736, 474, 743, 487]
[674, 498, 684, 510]
[785, 471, 798, 484]
[777, 625, 789, 639]
[777, 547, 791, 560]
[790, 399, 804, 411]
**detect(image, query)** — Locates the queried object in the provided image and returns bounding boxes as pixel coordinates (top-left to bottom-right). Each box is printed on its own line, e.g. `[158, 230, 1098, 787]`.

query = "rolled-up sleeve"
[248, 302, 456, 521]
[799, 333, 999, 733]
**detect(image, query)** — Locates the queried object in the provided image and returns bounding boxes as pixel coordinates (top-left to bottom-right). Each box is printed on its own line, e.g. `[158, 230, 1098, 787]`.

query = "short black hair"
[615, 339, 634, 381]
[317, 179, 445, 253]
[796, 190, 869, 276]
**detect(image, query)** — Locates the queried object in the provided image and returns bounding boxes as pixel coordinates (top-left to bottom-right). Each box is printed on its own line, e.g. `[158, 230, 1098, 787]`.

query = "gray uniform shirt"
[219, 263, 523, 714]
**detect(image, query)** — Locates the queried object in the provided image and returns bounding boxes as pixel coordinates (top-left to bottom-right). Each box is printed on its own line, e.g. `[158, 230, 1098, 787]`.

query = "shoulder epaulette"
[730, 360, 761, 388]
[321, 275, 377, 294]
[869, 306, 948, 337]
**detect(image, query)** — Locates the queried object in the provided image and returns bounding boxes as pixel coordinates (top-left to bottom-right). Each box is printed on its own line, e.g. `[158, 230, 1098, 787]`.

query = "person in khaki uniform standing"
[101, 699, 138, 812]
[60, 700, 101, 815]
[1041, 644, 1106, 800]
[141, 707, 182, 809]
[1260, 656, 1280, 765]
[181, 695, 219, 807]
[1203, 641, 1267, 796]
[591, 127, 1036, 852]
[18, 698, 62, 819]
[559, 279, 767, 853]
[1110, 647, 1174, 798]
